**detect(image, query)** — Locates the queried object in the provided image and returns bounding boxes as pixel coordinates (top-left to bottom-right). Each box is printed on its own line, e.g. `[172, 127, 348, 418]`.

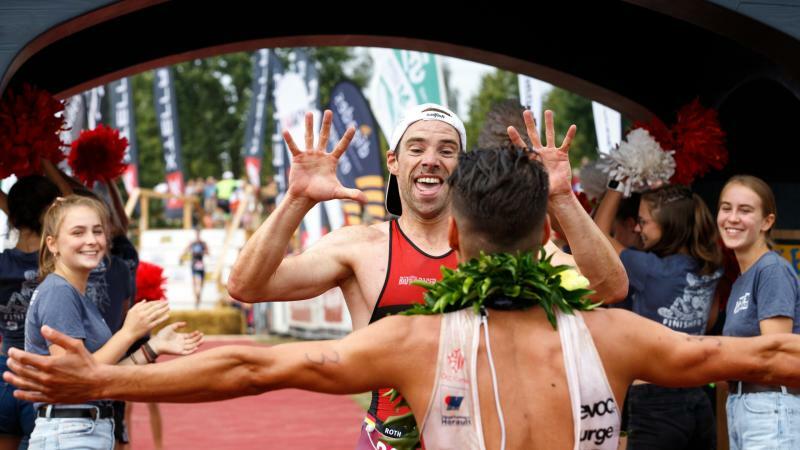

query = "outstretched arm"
[6, 315, 433, 405]
[508, 110, 627, 302]
[227, 110, 366, 303]
[593, 308, 800, 389]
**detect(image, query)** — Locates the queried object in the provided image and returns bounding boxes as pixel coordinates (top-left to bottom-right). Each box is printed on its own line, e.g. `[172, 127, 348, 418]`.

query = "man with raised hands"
[225, 103, 627, 447]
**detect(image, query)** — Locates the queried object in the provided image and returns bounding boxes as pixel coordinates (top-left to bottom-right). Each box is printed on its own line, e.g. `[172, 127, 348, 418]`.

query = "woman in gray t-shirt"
[24, 195, 202, 450]
[718, 175, 800, 450]
[596, 184, 723, 450]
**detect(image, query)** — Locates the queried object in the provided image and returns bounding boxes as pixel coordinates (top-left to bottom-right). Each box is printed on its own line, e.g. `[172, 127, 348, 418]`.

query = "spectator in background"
[0, 175, 59, 450]
[215, 172, 238, 215]
[24, 194, 199, 450]
[202, 177, 217, 216]
[595, 184, 723, 450]
[717, 175, 800, 450]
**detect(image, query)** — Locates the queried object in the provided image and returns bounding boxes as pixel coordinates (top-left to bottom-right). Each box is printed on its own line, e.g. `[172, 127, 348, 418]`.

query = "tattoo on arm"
[686, 336, 722, 347]
[304, 350, 341, 365]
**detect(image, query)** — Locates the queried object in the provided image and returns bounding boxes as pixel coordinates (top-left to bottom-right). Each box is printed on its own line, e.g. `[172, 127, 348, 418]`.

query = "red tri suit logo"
[398, 275, 437, 286]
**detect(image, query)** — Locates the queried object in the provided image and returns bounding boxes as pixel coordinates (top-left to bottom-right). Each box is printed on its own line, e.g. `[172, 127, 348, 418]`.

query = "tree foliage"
[542, 87, 598, 167]
[464, 69, 518, 150]
[132, 53, 252, 187]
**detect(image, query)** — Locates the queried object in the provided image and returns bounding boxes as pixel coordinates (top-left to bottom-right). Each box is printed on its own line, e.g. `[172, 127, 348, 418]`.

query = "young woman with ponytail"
[595, 184, 723, 450]
[24, 196, 202, 450]
[717, 175, 800, 449]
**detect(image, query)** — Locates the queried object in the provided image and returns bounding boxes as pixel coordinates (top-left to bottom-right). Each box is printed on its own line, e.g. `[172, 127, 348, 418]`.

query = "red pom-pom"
[0, 84, 66, 178]
[633, 116, 675, 152]
[136, 261, 167, 302]
[68, 124, 128, 186]
[633, 99, 727, 186]
[670, 99, 727, 185]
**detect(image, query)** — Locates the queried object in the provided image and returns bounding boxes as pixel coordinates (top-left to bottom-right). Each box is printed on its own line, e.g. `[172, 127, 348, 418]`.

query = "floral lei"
[401, 248, 598, 329]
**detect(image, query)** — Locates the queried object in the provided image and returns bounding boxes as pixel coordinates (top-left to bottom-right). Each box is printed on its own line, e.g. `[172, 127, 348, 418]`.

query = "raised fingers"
[523, 110, 542, 148]
[544, 110, 555, 148]
[560, 124, 577, 153]
[506, 126, 528, 149]
[331, 126, 356, 159]
[283, 130, 301, 156]
[318, 110, 333, 151]
[335, 186, 368, 204]
[304, 112, 314, 150]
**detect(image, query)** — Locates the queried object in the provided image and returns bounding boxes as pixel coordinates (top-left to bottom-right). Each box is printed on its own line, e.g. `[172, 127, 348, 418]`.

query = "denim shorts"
[727, 391, 800, 450]
[28, 416, 114, 450]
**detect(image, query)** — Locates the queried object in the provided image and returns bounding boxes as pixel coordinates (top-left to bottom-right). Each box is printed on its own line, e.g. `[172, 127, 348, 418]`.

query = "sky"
[441, 56, 497, 116]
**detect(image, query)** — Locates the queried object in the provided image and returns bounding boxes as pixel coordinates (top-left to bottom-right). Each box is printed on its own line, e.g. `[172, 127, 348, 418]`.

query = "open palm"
[507, 109, 576, 197]
[150, 322, 204, 356]
[284, 110, 367, 204]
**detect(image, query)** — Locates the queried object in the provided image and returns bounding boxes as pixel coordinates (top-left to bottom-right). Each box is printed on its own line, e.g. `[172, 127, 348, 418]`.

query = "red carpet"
[128, 338, 365, 449]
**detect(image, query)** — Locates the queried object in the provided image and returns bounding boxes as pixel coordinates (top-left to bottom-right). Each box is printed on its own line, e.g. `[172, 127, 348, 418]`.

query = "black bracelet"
[142, 342, 158, 363]
[130, 351, 144, 365]
[607, 179, 626, 193]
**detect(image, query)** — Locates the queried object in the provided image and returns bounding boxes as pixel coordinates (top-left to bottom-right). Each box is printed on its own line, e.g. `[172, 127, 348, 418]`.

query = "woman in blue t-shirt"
[0, 176, 59, 450]
[717, 175, 800, 449]
[596, 184, 722, 450]
[24, 195, 202, 450]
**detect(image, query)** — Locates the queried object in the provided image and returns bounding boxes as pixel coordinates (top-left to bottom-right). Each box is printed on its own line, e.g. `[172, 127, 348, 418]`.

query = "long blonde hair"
[38, 195, 110, 281]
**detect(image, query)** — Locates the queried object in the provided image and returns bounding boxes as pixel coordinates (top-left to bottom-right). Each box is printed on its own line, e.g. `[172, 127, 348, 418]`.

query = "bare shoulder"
[311, 221, 389, 250]
[357, 314, 441, 348]
[581, 308, 646, 343]
[356, 314, 441, 379]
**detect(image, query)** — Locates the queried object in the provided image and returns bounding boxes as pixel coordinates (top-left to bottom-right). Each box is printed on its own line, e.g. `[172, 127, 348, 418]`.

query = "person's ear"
[448, 216, 460, 252]
[541, 215, 551, 245]
[387, 150, 399, 175]
[46, 235, 58, 256]
[761, 213, 776, 233]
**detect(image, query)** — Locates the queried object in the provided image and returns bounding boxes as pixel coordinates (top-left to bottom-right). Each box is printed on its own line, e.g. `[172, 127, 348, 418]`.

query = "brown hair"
[477, 100, 530, 149]
[720, 175, 777, 248]
[38, 195, 110, 281]
[642, 185, 722, 275]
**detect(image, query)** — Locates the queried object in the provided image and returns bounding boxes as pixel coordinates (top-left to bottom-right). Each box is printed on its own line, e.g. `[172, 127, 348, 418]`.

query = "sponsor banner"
[242, 49, 271, 187]
[153, 67, 186, 213]
[110, 77, 139, 192]
[368, 48, 447, 143]
[329, 81, 385, 224]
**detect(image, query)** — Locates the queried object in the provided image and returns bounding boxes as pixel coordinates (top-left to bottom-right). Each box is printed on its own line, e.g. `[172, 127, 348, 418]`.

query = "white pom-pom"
[597, 128, 675, 194]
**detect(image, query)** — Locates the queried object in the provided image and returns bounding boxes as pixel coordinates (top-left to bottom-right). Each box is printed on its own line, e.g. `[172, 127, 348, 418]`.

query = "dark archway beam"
[5, 1, 799, 123]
